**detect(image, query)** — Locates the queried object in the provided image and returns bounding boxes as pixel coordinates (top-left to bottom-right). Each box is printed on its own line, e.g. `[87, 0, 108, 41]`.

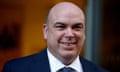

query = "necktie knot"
[57, 67, 76, 72]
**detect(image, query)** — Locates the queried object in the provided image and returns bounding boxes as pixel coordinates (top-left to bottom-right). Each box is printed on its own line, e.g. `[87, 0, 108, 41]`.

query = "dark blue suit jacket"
[2, 49, 108, 72]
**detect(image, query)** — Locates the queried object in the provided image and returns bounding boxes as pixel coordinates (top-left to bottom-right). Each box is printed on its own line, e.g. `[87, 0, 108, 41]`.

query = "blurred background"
[0, 0, 119, 72]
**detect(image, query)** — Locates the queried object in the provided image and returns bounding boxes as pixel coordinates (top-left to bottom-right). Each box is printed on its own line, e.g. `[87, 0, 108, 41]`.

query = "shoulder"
[3, 49, 47, 68]
[80, 57, 109, 72]
[2, 49, 51, 72]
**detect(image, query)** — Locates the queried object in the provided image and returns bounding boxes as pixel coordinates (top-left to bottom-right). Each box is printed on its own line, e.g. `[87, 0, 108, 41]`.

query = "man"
[2, 2, 108, 72]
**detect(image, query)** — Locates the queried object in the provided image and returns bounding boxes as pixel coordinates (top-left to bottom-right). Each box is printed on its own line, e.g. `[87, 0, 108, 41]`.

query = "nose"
[64, 28, 74, 37]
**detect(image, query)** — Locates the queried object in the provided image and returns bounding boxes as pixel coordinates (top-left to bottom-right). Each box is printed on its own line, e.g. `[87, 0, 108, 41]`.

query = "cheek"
[55, 31, 65, 41]
[80, 34, 85, 45]
[82, 33, 86, 40]
[47, 31, 62, 42]
[76, 32, 85, 43]
[79, 31, 85, 37]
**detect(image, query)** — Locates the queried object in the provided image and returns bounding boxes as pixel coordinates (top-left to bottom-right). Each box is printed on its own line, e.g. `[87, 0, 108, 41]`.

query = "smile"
[60, 42, 76, 44]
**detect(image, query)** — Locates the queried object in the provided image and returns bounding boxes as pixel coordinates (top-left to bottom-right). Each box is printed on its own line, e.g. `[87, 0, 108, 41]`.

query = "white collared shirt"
[47, 49, 83, 72]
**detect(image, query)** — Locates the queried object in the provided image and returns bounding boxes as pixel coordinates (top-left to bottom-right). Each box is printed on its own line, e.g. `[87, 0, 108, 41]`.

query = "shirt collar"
[47, 49, 83, 72]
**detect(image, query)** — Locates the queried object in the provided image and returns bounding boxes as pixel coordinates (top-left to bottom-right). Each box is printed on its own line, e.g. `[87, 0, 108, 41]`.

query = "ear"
[43, 24, 48, 39]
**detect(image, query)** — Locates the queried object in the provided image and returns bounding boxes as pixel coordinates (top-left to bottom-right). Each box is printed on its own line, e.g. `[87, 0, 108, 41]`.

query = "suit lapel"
[80, 57, 89, 72]
[29, 49, 51, 72]
[80, 57, 94, 72]
[28, 50, 95, 72]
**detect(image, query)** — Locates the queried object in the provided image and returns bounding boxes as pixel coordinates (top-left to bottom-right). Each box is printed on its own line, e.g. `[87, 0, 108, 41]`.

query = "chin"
[61, 51, 76, 58]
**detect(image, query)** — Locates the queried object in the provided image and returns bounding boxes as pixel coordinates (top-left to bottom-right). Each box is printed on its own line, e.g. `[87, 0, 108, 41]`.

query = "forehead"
[48, 2, 85, 23]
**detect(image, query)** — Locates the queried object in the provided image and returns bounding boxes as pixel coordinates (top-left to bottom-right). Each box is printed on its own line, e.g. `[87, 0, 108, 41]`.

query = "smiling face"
[43, 2, 85, 65]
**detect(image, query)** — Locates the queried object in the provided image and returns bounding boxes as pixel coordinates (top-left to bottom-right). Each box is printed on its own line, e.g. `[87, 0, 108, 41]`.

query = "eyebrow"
[55, 22, 66, 25]
[74, 23, 83, 25]
[55, 22, 84, 24]
[54, 22, 84, 27]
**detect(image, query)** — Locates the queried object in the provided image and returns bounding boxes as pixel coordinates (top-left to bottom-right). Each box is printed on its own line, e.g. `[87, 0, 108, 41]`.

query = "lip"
[59, 41, 76, 49]
[60, 42, 76, 44]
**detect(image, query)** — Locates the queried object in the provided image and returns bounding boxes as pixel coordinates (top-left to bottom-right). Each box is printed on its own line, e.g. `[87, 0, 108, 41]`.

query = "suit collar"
[29, 49, 98, 72]
[80, 57, 95, 72]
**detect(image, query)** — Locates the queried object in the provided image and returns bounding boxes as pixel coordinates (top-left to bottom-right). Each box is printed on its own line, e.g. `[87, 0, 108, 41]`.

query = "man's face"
[43, 5, 85, 61]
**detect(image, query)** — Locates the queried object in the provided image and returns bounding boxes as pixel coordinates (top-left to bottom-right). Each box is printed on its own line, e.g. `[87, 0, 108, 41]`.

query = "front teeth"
[61, 42, 76, 44]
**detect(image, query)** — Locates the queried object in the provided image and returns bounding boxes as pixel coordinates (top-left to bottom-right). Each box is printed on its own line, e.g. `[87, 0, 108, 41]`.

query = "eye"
[72, 23, 84, 30]
[54, 22, 66, 30]
[55, 24, 65, 28]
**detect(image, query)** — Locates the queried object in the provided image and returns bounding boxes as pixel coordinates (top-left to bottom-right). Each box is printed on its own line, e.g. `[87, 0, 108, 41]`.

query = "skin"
[43, 2, 85, 65]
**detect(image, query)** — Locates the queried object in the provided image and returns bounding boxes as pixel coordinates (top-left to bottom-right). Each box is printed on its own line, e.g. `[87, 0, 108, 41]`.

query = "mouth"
[60, 41, 76, 45]
[59, 41, 77, 49]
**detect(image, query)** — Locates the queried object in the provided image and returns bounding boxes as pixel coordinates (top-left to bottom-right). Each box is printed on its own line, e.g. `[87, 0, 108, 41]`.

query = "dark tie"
[57, 67, 76, 72]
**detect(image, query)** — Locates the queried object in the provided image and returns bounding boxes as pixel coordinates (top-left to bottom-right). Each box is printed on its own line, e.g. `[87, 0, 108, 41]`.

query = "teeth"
[60, 42, 76, 44]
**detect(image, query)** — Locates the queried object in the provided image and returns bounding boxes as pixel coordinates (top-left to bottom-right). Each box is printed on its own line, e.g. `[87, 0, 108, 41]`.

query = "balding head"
[46, 2, 85, 25]
[43, 2, 86, 65]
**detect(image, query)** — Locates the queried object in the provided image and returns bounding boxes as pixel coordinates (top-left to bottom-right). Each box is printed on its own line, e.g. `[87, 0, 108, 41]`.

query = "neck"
[59, 55, 77, 66]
